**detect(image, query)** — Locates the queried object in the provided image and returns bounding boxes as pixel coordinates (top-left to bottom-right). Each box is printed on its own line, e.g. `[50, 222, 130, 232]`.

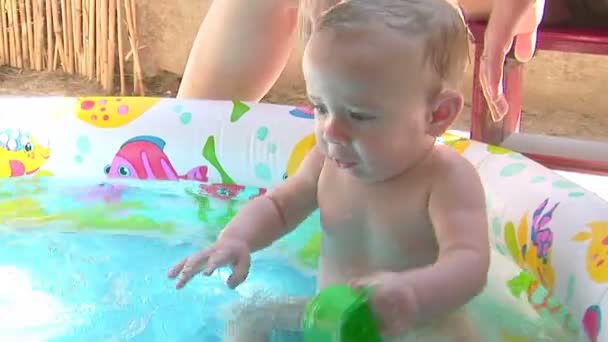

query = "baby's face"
[303, 23, 437, 182]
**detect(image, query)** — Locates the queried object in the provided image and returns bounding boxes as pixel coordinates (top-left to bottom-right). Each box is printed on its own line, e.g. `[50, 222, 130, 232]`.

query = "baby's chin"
[342, 164, 390, 182]
[359, 164, 418, 183]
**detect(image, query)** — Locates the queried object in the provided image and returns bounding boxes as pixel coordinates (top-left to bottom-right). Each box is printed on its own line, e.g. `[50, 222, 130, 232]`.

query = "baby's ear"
[426, 90, 463, 137]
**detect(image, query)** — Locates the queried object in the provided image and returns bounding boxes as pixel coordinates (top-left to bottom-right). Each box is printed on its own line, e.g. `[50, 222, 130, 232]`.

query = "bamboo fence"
[0, 0, 144, 95]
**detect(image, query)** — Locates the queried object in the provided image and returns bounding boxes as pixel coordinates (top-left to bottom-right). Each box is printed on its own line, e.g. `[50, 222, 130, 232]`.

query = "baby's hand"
[350, 272, 418, 337]
[167, 238, 251, 290]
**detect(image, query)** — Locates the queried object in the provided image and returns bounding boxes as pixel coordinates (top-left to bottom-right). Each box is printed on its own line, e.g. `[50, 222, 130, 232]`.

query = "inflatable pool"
[0, 97, 606, 341]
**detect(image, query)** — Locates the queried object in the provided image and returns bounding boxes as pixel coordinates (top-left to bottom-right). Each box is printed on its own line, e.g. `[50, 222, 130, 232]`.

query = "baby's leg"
[224, 296, 309, 342]
[432, 309, 482, 342]
[392, 308, 481, 342]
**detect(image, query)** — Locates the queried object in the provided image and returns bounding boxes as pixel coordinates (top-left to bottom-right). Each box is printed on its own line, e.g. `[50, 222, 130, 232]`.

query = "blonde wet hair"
[298, 0, 471, 91]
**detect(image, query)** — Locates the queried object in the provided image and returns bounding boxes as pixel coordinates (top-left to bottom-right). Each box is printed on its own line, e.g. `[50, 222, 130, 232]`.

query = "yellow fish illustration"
[76, 96, 160, 128]
[446, 139, 472, 154]
[573, 221, 608, 283]
[285, 133, 316, 178]
[0, 129, 50, 178]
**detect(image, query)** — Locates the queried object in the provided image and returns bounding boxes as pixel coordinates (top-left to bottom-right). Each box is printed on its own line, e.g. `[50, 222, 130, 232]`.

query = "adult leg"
[177, 0, 300, 101]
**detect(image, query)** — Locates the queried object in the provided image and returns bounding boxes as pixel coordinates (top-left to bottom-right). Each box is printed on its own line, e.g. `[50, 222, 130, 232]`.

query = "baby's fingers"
[203, 249, 234, 277]
[349, 275, 373, 289]
[226, 253, 251, 289]
[175, 262, 205, 289]
[173, 251, 211, 289]
[175, 268, 196, 289]
[167, 258, 189, 279]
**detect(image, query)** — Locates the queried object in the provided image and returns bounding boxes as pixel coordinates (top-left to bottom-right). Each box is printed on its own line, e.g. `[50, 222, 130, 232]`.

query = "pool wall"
[1, 96, 606, 341]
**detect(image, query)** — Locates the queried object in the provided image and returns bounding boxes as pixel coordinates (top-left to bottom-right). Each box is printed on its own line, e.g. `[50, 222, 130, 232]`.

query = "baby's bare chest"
[317, 171, 438, 269]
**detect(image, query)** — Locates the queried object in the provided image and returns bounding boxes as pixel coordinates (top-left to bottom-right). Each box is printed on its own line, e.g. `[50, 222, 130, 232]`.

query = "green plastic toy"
[301, 284, 382, 342]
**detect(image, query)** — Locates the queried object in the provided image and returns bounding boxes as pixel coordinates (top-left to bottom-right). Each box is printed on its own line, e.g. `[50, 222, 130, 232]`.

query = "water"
[0, 177, 318, 341]
[0, 177, 579, 341]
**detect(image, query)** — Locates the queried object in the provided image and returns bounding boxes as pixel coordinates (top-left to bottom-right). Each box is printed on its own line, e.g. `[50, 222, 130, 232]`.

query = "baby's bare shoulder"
[432, 144, 477, 173]
[429, 145, 482, 190]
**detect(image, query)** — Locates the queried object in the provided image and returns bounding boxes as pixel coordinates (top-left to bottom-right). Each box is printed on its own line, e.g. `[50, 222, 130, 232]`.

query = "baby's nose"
[323, 118, 349, 145]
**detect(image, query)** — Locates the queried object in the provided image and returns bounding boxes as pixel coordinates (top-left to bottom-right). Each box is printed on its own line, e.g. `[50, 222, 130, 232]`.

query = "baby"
[169, 0, 490, 340]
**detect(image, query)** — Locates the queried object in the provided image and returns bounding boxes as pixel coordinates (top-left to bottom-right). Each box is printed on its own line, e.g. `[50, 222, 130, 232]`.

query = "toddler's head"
[302, 0, 470, 182]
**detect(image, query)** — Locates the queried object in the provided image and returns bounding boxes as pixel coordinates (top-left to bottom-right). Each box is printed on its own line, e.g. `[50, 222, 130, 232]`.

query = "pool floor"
[0, 176, 581, 341]
[0, 178, 317, 341]
[0, 231, 317, 341]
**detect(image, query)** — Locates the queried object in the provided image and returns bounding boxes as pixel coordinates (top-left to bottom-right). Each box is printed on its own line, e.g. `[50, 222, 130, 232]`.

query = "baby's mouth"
[330, 156, 356, 169]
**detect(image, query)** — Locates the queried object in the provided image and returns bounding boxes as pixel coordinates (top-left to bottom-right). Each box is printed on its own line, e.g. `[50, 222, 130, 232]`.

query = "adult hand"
[480, 0, 545, 121]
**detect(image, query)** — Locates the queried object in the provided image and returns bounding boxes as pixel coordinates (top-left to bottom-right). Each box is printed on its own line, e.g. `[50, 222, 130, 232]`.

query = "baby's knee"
[223, 297, 308, 342]
[403, 309, 481, 342]
[441, 311, 482, 342]
[224, 303, 265, 342]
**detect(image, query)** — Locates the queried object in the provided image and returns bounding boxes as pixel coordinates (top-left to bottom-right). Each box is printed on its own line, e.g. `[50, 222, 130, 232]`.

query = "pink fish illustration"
[80, 182, 130, 204]
[530, 198, 559, 263]
[583, 305, 601, 342]
[105, 135, 208, 182]
[197, 183, 266, 201]
[289, 106, 314, 119]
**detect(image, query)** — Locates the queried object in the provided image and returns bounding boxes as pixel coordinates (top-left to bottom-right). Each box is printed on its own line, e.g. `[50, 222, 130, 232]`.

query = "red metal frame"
[467, 21, 608, 175]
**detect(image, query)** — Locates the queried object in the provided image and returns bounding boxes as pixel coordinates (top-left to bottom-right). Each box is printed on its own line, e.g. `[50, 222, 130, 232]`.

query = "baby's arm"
[401, 154, 490, 323]
[177, 0, 299, 101]
[217, 146, 325, 253]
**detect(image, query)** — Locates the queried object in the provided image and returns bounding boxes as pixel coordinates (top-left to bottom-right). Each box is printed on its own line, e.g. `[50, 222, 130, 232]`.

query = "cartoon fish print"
[0, 129, 51, 178]
[530, 198, 558, 263]
[77, 97, 159, 128]
[582, 305, 601, 342]
[444, 138, 471, 155]
[572, 221, 608, 283]
[197, 183, 266, 201]
[439, 131, 463, 144]
[79, 182, 131, 204]
[105, 135, 208, 182]
[507, 270, 577, 334]
[289, 106, 314, 119]
[503, 198, 558, 291]
[230, 100, 251, 122]
[438, 132, 472, 154]
[284, 133, 316, 179]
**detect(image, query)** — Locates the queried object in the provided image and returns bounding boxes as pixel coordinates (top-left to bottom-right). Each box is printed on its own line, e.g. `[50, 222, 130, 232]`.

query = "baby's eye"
[349, 112, 375, 121]
[312, 104, 328, 115]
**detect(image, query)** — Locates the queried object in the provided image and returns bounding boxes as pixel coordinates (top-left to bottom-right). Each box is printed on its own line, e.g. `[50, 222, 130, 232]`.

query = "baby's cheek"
[314, 131, 326, 148]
